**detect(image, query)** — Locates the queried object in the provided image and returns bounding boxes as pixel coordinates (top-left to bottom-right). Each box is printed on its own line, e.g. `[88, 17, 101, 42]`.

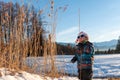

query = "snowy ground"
[93, 54, 120, 78]
[55, 54, 120, 78]
[26, 54, 120, 78]
[0, 54, 120, 80]
[0, 68, 107, 80]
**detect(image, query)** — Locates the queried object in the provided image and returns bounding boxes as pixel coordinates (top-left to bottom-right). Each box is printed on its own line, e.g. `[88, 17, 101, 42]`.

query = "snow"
[0, 54, 120, 80]
[0, 68, 42, 80]
[54, 54, 120, 78]
[0, 68, 107, 80]
[93, 54, 120, 78]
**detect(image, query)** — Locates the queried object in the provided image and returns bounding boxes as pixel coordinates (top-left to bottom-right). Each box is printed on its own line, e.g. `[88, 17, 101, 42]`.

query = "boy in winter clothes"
[71, 31, 94, 80]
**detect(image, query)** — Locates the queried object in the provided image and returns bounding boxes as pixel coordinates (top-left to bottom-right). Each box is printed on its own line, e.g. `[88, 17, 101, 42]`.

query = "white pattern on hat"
[78, 31, 88, 38]
[75, 31, 89, 44]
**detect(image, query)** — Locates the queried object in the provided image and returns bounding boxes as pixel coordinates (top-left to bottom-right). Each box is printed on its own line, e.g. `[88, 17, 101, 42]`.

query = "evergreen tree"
[116, 36, 120, 53]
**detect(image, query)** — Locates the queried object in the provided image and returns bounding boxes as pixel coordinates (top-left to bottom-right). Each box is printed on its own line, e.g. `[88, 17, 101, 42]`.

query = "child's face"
[76, 36, 86, 43]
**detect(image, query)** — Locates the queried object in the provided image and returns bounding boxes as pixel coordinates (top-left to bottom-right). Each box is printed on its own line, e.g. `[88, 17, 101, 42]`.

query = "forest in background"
[56, 36, 120, 55]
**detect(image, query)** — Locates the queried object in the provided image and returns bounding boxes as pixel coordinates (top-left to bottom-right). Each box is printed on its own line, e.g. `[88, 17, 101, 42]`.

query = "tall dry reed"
[0, 0, 60, 77]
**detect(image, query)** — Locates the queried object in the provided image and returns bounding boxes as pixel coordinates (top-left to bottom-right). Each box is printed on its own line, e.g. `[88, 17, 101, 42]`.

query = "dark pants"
[78, 69, 93, 80]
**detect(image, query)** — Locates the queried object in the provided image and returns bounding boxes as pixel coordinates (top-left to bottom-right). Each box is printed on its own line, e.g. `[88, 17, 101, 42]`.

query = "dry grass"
[108, 78, 120, 80]
[0, 0, 60, 77]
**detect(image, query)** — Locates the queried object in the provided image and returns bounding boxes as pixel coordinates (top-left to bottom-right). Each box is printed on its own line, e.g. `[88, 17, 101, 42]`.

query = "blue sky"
[55, 0, 120, 43]
[3, 0, 120, 43]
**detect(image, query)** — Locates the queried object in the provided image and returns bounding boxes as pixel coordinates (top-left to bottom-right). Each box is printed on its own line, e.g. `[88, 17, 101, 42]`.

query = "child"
[71, 31, 94, 80]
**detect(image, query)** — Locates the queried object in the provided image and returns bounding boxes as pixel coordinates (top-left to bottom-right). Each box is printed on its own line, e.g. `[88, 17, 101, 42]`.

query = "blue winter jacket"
[71, 41, 94, 70]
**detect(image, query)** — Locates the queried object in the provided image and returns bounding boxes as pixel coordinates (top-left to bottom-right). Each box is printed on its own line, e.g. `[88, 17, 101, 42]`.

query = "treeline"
[95, 49, 116, 54]
[57, 43, 76, 55]
[56, 43, 119, 55]
[96, 36, 120, 54]
[57, 36, 120, 55]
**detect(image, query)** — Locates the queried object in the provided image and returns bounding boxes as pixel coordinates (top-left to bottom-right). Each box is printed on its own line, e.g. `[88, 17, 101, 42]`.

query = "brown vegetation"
[0, 1, 58, 77]
[108, 78, 120, 80]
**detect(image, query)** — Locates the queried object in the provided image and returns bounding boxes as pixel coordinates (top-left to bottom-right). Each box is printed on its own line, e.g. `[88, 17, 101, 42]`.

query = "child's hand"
[71, 56, 77, 63]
